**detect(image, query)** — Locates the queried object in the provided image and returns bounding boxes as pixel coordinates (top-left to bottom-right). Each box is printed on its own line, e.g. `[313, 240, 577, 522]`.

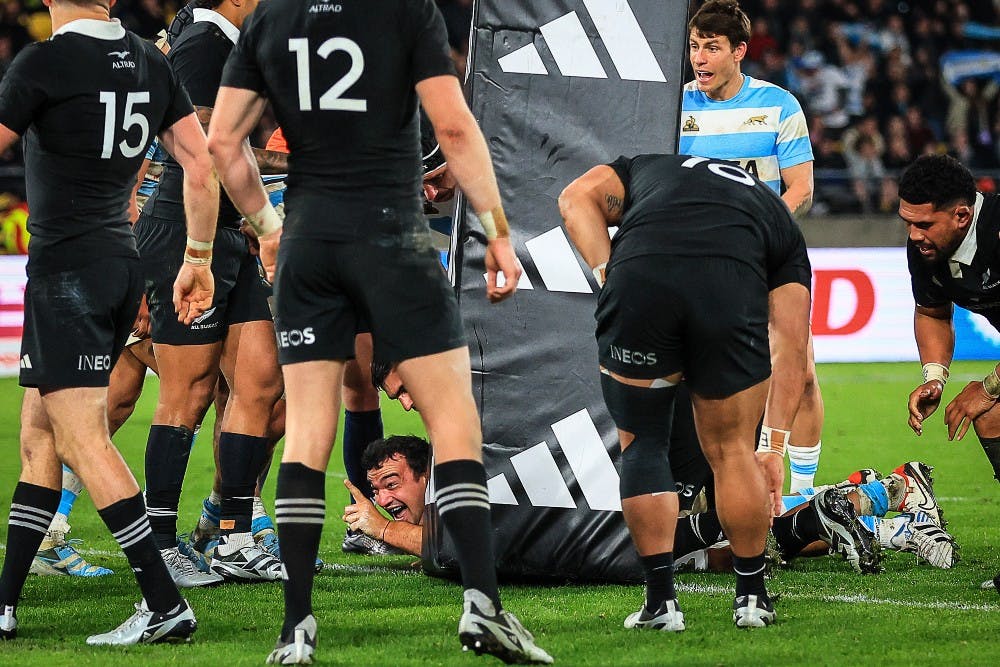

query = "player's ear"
[954, 203, 973, 228]
[732, 40, 748, 62]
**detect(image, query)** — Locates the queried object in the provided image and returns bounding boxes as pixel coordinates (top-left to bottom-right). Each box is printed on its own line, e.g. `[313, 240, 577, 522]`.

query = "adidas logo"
[487, 408, 622, 512]
[489, 226, 606, 294]
[19, 354, 31, 369]
[498, 1, 665, 82]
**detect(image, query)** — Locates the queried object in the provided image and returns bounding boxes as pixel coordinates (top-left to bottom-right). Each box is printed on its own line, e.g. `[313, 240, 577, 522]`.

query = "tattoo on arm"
[193, 105, 213, 132]
[252, 148, 288, 175]
[605, 193, 623, 215]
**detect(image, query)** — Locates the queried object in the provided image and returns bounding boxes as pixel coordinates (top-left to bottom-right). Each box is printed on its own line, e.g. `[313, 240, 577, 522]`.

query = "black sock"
[978, 436, 1000, 483]
[144, 425, 194, 549]
[343, 409, 382, 502]
[275, 462, 326, 638]
[674, 511, 725, 558]
[218, 433, 270, 543]
[641, 552, 676, 611]
[771, 504, 823, 558]
[99, 493, 183, 612]
[0, 482, 59, 611]
[733, 552, 767, 597]
[434, 459, 500, 609]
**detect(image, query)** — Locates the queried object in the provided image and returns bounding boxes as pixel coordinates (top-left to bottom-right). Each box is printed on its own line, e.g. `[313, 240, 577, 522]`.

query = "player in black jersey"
[561, 154, 812, 631]
[207, 0, 550, 664]
[135, 0, 291, 585]
[899, 154, 1000, 594]
[0, 0, 219, 646]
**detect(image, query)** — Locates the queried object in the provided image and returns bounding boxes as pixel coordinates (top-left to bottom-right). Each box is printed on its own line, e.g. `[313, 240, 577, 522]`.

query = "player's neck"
[708, 72, 745, 102]
[211, 4, 244, 31]
[48, 4, 111, 33]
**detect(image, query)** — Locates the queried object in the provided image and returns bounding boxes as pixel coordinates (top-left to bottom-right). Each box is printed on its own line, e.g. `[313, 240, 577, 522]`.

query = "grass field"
[1, 362, 999, 666]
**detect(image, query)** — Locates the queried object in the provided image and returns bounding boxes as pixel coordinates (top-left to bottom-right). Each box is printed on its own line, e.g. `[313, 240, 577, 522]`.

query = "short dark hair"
[898, 154, 976, 211]
[361, 436, 430, 477]
[370, 360, 391, 390]
[689, 0, 752, 48]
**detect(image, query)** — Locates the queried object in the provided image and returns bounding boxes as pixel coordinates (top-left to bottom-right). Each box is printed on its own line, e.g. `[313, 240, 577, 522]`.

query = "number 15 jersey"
[221, 0, 455, 242]
[0, 18, 193, 276]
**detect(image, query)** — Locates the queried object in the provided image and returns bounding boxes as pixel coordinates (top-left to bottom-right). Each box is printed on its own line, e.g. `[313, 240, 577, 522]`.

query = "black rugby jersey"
[0, 19, 192, 276]
[908, 192, 1000, 330]
[221, 0, 455, 241]
[608, 154, 811, 290]
[143, 14, 242, 228]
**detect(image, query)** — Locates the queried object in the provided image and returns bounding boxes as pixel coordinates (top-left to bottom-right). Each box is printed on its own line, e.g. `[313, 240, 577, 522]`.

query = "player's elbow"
[206, 130, 237, 164]
[432, 109, 477, 156]
[557, 180, 588, 229]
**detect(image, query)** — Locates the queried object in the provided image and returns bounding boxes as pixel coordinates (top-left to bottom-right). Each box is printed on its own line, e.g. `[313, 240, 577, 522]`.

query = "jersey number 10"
[288, 37, 367, 112]
[99, 91, 150, 160]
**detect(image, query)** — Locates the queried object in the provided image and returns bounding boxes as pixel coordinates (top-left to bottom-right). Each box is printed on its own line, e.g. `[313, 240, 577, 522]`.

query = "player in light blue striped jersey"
[681, 0, 823, 494]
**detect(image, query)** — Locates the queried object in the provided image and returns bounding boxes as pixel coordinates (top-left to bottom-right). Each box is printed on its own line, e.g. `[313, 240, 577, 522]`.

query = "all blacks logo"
[278, 327, 316, 348]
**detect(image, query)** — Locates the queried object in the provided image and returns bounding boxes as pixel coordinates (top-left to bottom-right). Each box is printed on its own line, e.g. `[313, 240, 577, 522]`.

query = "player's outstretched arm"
[159, 112, 219, 324]
[416, 75, 519, 302]
[761, 281, 811, 514]
[909, 304, 955, 435]
[206, 86, 281, 281]
[559, 165, 625, 287]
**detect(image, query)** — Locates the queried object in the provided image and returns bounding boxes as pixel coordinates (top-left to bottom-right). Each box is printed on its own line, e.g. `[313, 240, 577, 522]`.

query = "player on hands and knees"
[207, 1, 550, 663]
[0, 0, 218, 645]
[561, 154, 811, 630]
[899, 153, 1000, 593]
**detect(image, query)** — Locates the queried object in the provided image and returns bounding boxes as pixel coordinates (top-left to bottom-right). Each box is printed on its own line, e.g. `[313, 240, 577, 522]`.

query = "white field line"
[5, 543, 996, 611]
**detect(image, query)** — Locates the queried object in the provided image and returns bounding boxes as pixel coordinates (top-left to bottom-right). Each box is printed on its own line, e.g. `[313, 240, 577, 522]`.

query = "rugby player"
[135, 0, 288, 584]
[561, 154, 811, 630]
[207, 0, 551, 663]
[681, 0, 824, 493]
[900, 153, 1000, 593]
[0, 0, 218, 644]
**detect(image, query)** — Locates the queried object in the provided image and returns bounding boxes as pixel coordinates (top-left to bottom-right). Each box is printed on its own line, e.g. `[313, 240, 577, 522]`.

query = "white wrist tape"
[592, 262, 607, 287]
[477, 206, 510, 240]
[245, 202, 283, 237]
[183, 251, 211, 266]
[757, 425, 789, 456]
[921, 362, 949, 386]
[186, 236, 213, 252]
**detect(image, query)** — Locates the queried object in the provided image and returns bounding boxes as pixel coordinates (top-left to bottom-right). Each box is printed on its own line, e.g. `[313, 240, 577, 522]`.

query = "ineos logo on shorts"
[278, 327, 316, 348]
[609, 344, 657, 365]
[78, 354, 112, 371]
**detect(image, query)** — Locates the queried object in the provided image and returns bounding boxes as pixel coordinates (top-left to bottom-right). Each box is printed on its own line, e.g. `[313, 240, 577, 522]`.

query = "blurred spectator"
[794, 50, 851, 131]
[904, 106, 938, 156]
[841, 116, 892, 212]
[112, 0, 171, 40]
[0, 0, 32, 53]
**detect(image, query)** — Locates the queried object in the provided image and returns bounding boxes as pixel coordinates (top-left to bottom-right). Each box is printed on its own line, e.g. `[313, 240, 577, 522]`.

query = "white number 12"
[289, 37, 367, 112]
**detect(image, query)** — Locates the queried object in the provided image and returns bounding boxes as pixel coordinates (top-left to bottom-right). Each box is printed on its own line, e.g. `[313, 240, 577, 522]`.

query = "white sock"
[252, 496, 268, 521]
[787, 442, 821, 493]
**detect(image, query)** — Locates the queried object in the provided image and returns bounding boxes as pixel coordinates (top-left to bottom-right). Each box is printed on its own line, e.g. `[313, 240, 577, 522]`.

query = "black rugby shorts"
[595, 255, 771, 398]
[136, 216, 272, 345]
[273, 237, 465, 366]
[19, 257, 142, 388]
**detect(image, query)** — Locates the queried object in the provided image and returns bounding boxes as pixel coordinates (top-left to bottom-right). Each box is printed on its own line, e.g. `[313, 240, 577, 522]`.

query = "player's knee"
[620, 434, 675, 499]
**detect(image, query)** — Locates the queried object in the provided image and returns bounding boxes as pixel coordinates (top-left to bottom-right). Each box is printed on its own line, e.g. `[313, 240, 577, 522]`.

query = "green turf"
[1, 363, 998, 665]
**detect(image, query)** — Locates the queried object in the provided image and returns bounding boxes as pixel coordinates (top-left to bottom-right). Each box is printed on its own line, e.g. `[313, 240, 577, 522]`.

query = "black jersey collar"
[52, 18, 126, 41]
[949, 192, 984, 278]
[192, 8, 239, 44]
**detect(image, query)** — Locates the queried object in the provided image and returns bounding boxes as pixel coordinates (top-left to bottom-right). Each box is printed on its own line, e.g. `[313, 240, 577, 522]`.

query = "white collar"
[949, 192, 984, 278]
[193, 8, 240, 45]
[52, 18, 126, 41]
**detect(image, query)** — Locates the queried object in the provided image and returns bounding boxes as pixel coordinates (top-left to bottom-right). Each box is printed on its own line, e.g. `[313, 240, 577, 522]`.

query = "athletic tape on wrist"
[245, 202, 283, 237]
[922, 362, 950, 386]
[757, 425, 789, 456]
[477, 206, 510, 240]
[983, 369, 1000, 399]
[183, 251, 211, 266]
[592, 262, 607, 287]
[186, 236, 213, 252]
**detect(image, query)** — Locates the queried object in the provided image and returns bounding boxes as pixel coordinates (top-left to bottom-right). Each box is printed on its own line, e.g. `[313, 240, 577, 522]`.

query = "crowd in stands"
[0, 0, 999, 220]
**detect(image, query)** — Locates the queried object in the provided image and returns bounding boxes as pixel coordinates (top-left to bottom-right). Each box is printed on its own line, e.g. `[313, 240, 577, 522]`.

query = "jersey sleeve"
[907, 243, 950, 308]
[606, 155, 634, 211]
[409, 0, 458, 83]
[171, 35, 231, 107]
[220, 9, 266, 93]
[159, 62, 195, 132]
[776, 93, 814, 170]
[765, 195, 812, 289]
[0, 45, 48, 135]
